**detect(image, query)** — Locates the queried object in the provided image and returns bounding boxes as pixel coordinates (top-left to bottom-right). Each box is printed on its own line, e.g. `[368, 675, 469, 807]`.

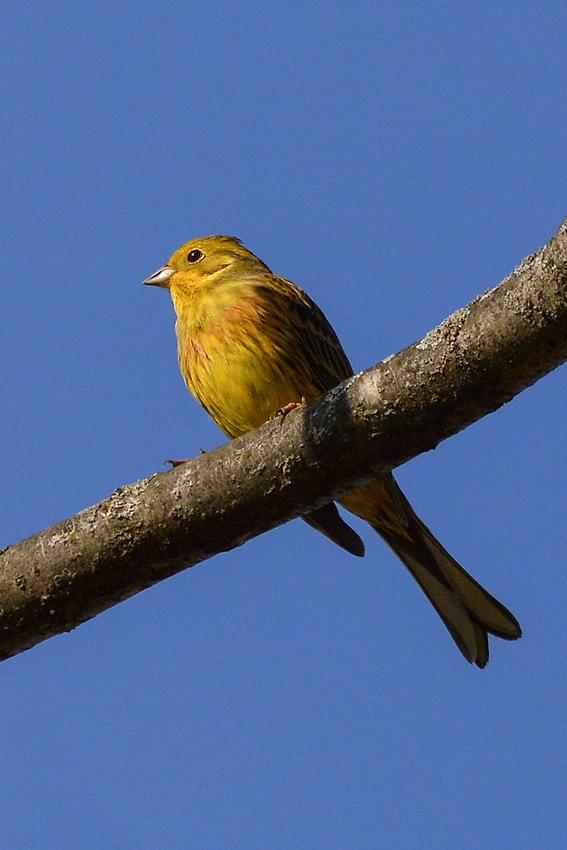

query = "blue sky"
[2, 2, 567, 847]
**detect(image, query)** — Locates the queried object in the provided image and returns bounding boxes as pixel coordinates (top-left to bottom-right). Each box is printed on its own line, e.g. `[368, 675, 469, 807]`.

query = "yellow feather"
[144, 235, 521, 667]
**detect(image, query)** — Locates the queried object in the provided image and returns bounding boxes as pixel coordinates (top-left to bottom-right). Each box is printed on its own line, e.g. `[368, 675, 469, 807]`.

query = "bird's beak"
[143, 265, 175, 287]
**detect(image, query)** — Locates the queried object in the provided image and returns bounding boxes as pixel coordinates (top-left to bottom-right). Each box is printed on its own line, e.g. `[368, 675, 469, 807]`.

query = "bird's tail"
[339, 475, 522, 667]
[303, 502, 365, 557]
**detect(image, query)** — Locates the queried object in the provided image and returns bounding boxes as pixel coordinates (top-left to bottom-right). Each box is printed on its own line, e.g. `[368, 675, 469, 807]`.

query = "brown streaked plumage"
[144, 235, 521, 667]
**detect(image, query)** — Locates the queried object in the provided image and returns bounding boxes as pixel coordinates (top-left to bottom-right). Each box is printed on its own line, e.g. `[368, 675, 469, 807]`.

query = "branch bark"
[2, 218, 567, 661]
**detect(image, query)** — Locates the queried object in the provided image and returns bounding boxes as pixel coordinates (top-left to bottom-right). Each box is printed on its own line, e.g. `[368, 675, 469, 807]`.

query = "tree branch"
[2, 218, 567, 661]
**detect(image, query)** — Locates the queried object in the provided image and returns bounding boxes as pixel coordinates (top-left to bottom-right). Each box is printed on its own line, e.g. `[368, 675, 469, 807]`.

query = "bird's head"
[143, 235, 271, 293]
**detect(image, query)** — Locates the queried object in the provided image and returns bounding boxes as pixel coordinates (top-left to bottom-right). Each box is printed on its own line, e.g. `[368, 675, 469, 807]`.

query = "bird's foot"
[271, 398, 306, 422]
[164, 448, 207, 468]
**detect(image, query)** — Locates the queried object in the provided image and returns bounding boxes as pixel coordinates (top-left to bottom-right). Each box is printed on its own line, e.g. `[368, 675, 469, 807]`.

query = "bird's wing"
[258, 275, 354, 394]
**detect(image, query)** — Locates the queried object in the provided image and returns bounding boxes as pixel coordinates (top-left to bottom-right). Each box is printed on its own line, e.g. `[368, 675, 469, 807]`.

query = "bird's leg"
[163, 449, 207, 468]
[271, 397, 306, 422]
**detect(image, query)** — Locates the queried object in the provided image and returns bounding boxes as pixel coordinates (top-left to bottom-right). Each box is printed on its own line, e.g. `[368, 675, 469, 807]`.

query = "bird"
[144, 235, 521, 667]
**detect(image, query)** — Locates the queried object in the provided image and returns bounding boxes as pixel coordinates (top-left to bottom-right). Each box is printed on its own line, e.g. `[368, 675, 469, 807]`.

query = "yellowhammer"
[144, 235, 521, 667]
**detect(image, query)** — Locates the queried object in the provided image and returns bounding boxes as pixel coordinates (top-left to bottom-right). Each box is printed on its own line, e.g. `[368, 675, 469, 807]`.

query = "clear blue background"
[1, 2, 567, 847]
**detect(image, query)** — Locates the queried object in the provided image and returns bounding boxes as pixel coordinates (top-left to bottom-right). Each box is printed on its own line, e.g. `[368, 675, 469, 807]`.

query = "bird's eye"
[187, 249, 204, 264]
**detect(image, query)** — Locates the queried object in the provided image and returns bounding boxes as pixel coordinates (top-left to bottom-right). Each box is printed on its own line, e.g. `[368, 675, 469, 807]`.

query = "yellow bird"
[144, 235, 521, 667]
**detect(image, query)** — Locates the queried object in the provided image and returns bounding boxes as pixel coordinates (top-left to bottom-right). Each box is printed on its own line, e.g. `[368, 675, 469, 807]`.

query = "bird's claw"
[271, 398, 306, 422]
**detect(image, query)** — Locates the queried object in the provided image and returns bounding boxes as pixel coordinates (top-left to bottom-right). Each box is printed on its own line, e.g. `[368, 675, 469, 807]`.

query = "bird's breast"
[174, 285, 319, 438]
